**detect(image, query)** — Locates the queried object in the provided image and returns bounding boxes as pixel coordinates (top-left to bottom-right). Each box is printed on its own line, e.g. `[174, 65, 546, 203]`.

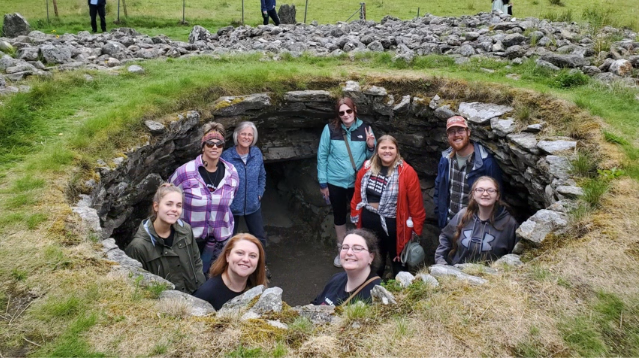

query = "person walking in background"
[125, 183, 205, 294]
[88, 0, 107, 33]
[434, 116, 503, 229]
[435, 176, 518, 265]
[350, 135, 426, 279]
[195, 234, 268, 310]
[261, 0, 281, 25]
[312, 229, 381, 306]
[170, 122, 239, 276]
[221, 121, 270, 278]
[317, 97, 376, 268]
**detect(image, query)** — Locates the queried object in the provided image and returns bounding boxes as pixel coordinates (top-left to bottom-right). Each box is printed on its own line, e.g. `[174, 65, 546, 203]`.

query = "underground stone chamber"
[88, 83, 567, 305]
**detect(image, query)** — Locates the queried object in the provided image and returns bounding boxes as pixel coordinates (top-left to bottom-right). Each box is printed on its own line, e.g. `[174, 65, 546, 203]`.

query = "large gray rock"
[101, 41, 127, 58]
[219, 285, 265, 313]
[493, 254, 523, 267]
[278, 4, 296, 24]
[537, 140, 576, 154]
[371, 285, 397, 305]
[502, 33, 527, 47]
[284, 90, 332, 102]
[211, 93, 271, 116]
[416, 273, 440, 287]
[429, 264, 487, 285]
[188, 25, 211, 43]
[458, 102, 513, 124]
[249, 287, 283, 314]
[609, 59, 633, 76]
[454, 263, 498, 275]
[395, 271, 416, 288]
[293, 304, 335, 324]
[39, 45, 72, 64]
[540, 53, 589, 68]
[516, 209, 568, 245]
[159, 290, 215, 316]
[3, 13, 31, 38]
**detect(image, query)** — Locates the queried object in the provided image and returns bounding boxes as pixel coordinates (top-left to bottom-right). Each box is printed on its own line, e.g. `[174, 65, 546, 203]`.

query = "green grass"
[34, 314, 105, 357]
[227, 344, 265, 358]
[2, 0, 638, 41]
[581, 178, 610, 208]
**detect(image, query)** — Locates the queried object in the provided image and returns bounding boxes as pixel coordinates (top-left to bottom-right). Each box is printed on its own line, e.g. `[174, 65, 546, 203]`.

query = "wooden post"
[242, 0, 245, 25]
[46, 0, 50, 23]
[360, 2, 366, 20]
[183, 0, 186, 24]
[52, 0, 59, 17]
[122, 0, 128, 17]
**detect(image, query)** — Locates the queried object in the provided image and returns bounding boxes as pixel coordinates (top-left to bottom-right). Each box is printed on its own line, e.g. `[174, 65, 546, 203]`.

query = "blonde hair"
[203, 122, 226, 137]
[369, 135, 403, 175]
[149, 183, 183, 220]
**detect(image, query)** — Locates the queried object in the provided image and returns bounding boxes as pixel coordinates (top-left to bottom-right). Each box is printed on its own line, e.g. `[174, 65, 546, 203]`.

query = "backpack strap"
[340, 275, 381, 307]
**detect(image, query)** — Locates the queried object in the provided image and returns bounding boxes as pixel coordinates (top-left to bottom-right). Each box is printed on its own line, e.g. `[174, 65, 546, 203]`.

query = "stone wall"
[2, 11, 638, 96]
[85, 80, 579, 254]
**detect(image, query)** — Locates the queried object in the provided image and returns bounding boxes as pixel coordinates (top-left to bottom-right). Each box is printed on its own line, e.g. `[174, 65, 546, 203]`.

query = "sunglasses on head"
[204, 140, 225, 149]
[338, 109, 354, 116]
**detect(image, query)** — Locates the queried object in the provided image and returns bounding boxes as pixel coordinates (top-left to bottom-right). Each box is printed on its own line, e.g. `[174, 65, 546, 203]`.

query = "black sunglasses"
[338, 109, 354, 116]
[205, 140, 225, 149]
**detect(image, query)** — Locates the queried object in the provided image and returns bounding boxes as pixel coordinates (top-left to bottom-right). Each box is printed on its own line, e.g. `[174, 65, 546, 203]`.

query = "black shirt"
[312, 271, 381, 306]
[157, 226, 175, 247]
[366, 166, 390, 204]
[198, 161, 225, 192]
[193, 275, 243, 310]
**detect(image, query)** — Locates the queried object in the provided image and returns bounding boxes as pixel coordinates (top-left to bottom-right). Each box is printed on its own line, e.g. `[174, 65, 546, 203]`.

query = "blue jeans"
[233, 210, 267, 253]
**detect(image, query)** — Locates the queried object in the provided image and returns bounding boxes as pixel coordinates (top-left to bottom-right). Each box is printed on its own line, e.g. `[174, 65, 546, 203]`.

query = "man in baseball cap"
[433, 116, 503, 228]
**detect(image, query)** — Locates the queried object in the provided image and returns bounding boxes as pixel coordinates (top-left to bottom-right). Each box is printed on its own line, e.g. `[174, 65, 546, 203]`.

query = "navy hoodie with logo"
[435, 206, 518, 265]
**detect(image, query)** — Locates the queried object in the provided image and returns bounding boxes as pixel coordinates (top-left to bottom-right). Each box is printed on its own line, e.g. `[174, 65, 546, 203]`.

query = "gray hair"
[232, 121, 259, 146]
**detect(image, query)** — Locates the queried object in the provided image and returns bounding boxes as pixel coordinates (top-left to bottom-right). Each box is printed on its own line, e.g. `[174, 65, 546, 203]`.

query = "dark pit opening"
[95, 94, 543, 306]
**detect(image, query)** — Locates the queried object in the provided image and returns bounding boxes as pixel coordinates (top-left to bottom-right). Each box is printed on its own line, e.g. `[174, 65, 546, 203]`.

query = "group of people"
[124, 96, 519, 309]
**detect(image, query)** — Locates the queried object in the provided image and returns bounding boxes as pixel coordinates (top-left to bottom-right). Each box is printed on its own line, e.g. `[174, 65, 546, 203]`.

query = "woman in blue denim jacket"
[221, 122, 267, 253]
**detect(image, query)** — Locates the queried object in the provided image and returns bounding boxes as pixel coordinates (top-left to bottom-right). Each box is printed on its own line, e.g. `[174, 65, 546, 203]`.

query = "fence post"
[122, 0, 128, 17]
[359, 2, 366, 20]
[46, 0, 50, 23]
[242, 0, 245, 25]
[115, 0, 120, 23]
[52, 0, 59, 17]
[417, 7, 420, 18]
[304, 0, 308, 23]
[182, 0, 186, 24]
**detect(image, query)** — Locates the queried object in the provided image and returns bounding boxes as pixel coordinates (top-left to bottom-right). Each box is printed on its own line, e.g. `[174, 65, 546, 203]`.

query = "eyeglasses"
[474, 188, 497, 194]
[205, 140, 225, 149]
[337, 244, 368, 253]
[338, 109, 354, 116]
[447, 128, 467, 137]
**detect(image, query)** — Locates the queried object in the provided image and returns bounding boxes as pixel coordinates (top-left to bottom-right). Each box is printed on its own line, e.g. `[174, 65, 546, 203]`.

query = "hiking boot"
[333, 254, 342, 268]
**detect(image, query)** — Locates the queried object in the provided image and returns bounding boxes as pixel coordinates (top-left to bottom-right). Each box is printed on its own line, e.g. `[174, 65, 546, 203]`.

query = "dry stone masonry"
[64, 79, 587, 318]
[2, 11, 639, 95]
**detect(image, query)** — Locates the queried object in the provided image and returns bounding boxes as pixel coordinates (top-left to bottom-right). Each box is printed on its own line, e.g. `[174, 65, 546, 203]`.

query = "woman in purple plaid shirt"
[169, 122, 240, 276]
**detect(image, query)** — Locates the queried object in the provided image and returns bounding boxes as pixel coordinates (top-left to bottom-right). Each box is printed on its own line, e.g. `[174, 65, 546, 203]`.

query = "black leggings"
[361, 208, 404, 278]
[89, 4, 106, 32]
[327, 183, 354, 226]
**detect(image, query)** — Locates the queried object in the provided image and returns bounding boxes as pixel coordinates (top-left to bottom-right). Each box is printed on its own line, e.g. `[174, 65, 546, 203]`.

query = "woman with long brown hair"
[435, 176, 518, 265]
[194, 233, 267, 310]
[317, 97, 376, 268]
[351, 135, 426, 279]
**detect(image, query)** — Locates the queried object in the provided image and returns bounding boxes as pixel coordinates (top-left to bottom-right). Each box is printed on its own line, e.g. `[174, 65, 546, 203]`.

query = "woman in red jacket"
[350, 135, 426, 279]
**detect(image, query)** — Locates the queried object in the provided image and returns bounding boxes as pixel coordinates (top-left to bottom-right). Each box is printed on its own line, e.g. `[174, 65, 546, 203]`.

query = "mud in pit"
[234, 177, 342, 306]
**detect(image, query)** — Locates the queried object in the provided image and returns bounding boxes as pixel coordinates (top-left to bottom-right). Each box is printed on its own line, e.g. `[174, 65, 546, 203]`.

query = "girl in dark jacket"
[125, 183, 205, 294]
[435, 176, 518, 265]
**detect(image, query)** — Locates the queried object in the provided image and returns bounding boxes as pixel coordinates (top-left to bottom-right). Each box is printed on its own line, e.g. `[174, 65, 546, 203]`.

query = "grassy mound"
[0, 53, 638, 356]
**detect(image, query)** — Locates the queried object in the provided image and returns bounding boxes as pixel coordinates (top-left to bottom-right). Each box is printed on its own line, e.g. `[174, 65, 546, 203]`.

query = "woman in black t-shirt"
[312, 229, 381, 306]
[194, 233, 268, 310]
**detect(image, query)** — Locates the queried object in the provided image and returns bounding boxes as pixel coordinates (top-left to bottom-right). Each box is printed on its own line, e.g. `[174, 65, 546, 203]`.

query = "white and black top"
[198, 161, 225, 192]
[365, 166, 390, 204]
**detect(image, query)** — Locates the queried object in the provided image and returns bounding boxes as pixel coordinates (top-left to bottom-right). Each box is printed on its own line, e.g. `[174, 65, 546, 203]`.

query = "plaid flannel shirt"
[169, 155, 239, 242]
[355, 160, 401, 235]
[447, 153, 473, 221]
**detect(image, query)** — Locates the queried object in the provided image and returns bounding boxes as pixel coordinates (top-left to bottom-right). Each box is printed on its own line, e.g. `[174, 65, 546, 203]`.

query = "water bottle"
[406, 217, 418, 240]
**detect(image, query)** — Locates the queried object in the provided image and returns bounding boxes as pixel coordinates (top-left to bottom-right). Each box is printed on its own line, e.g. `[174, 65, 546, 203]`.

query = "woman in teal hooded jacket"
[317, 97, 376, 267]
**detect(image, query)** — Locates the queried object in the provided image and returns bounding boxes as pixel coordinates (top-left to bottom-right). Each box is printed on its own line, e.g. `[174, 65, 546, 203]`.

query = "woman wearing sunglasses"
[312, 229, 381, 306]
[169, 122, 239, 276]
[435, 176, 518, 265]
[317, 97, 376, 268]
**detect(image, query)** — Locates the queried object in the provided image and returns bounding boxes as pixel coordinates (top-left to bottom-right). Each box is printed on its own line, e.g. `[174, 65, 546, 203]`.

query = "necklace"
[202, 162, 221, 192]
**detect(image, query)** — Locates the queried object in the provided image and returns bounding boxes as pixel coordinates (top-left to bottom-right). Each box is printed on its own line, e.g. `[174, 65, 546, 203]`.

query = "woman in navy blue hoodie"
[221, 122, 267, 252]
